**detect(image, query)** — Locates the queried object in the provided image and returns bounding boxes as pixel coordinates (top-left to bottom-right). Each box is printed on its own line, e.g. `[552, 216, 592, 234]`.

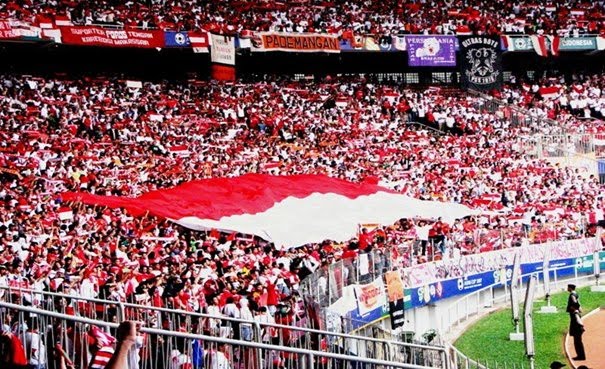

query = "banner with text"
[459, 36, 503, 91]
[405, 237, 599, 288]
[405, 238, 601, 309]
[60, 27, 164, 48]
[407, 35, 457, 67]
[503, 36, 597, 52]
[210, 33, 236, 65]
[253, 32, 340, 53]
[0, 20, 41, 39]
[354, 277, 387, 316]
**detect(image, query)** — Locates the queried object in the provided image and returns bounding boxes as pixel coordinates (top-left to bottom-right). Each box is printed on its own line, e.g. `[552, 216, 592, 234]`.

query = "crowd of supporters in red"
[0, 71, 604, 326]
[1, 0, 605, 36]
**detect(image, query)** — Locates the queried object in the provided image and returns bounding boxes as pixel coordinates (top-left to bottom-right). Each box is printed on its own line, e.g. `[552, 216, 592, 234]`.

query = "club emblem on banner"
[465, 48, 499, 85]
[174, 32, 188, 45]
[460, 36, 503, 91]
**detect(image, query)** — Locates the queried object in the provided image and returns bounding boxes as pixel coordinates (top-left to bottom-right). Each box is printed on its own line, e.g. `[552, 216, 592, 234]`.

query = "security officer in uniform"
[566, 284, 586, 360]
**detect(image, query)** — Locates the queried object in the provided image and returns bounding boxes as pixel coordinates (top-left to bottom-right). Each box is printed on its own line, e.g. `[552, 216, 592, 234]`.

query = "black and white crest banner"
[459, 36, 503, 91]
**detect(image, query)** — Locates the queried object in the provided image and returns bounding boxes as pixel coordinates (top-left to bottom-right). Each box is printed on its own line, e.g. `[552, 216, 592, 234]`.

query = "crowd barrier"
[0, 301, 442, 369]
[0, 286, 450, 369]
[467, 90, 567, 135]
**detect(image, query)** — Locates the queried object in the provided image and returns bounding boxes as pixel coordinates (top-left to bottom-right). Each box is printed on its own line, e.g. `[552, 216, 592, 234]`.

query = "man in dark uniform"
[566, 284, 586, 360]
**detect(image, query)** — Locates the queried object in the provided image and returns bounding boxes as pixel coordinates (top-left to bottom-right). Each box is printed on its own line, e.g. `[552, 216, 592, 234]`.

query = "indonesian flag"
[124, 277, 140, 296]
[55, 15, 73, 27]
[539, 86, 561, 99]
[58, 207, 74, 220]
[531, 35, 560, 57]
[531, 35, 549, 57]
[62, 174, 476, 249]
[168, 145, 191, 157]
[189, 32, 209, 53]
[572, 84, 586, 94]
[89, 326, 116, 369]
[335, 96, 348, 107]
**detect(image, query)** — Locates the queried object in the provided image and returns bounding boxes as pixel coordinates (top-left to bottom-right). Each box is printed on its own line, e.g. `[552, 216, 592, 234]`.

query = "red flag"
[266, 283, 279, 306]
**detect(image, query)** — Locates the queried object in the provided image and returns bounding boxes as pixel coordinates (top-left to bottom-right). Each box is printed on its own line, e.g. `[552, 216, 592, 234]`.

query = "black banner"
[385, 271, 405, 329]
[459, 36, 503, 91]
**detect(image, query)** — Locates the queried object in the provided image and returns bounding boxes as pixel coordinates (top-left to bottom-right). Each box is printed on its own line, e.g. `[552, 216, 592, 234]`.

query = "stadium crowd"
[501, 73, 605, 133]
[1, 0, 605, 36]
[0, 72, 603, 314]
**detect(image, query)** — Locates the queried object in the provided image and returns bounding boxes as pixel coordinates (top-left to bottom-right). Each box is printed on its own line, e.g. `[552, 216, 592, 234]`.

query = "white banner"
[405, 237, 600, 287]
[354, 277, 387, 316]
[210, 34, 235, 66]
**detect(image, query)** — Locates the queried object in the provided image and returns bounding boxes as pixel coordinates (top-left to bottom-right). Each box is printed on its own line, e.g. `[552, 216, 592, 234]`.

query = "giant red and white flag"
[62, 174, 476, 248]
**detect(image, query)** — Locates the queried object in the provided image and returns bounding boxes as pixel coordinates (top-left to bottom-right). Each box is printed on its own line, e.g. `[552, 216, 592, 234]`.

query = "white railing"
[0, 285, 450, 368]
[439, 261, 598, 368]
[0, 300, 438, 369]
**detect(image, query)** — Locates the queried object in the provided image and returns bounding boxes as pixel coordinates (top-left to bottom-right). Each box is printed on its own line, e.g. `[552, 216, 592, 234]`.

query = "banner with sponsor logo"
[210, 33, 236, 65]
[354, 277, 387, 316]
[385, 271, 406, 329]
[253, 32, 340, 53]
[407, 35, 457, 67]
[460, 36, 503, 91]
[405, 237, 599, 288]
[61, 27, 164, 48]
[405, 238, 600, 309]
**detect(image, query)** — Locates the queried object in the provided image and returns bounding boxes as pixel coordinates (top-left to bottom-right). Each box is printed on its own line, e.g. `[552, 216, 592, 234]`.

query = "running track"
[565, 308, 605, 369]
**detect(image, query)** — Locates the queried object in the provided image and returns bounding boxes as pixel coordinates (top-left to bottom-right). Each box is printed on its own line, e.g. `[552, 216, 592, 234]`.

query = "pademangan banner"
[252, 32, 340, 53]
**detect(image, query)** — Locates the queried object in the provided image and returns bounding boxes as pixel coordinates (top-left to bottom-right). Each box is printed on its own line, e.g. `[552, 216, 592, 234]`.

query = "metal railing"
[467, 90, 567, 135]
[0, 301, 439, 369]
[440, 261, 598, 369]
[0, 285, 450, 368]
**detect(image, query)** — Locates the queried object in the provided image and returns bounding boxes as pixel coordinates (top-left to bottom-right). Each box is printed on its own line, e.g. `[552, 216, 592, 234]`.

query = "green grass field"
[454, 286, 605, 368]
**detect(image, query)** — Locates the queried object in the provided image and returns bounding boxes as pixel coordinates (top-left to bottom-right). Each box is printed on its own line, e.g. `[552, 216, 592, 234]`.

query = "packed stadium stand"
[1, 3, 605, 369]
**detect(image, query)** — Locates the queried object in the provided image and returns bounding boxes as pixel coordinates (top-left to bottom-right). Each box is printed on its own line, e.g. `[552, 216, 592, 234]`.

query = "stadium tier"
[1, 5, 605, 369]
[1, 0, 605, 35]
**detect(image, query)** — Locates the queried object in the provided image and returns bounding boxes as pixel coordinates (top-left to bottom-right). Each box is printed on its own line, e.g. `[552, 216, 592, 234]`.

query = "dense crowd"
[500, 73, 605, 133]
[0, 73, 604, 338]
[1, 0, 605, 36]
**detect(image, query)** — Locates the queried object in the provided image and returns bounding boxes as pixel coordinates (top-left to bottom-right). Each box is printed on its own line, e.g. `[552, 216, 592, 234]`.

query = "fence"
[0, 300, 442, 369]
[0, 285, 450, 369]
[466, 90, 567, 135]
[439, 260, 599, 369]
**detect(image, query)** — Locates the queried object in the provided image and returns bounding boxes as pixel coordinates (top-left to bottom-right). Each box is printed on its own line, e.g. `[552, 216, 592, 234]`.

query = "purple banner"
[407, 36, 457, 67]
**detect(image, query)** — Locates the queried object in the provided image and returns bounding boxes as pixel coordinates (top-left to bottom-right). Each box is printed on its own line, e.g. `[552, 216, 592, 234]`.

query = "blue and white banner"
[164, 31, 190, 47]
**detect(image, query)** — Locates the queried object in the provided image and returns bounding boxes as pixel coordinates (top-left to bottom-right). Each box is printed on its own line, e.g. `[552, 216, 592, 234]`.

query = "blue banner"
[164, 31, 190, 47]
[406, 256, 592, 309]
